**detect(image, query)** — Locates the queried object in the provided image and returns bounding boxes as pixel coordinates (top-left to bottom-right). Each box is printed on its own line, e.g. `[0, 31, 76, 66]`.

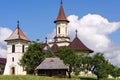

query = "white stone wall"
[56, 38, 70, 42]
[48, 41, 70, 48]
[57, 42, 70, 47]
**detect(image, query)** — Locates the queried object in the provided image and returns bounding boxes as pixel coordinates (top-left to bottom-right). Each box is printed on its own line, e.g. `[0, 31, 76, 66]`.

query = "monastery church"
[4, 2, 93, 75]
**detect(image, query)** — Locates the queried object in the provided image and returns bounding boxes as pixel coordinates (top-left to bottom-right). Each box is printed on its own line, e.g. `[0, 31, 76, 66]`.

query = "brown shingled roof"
[54, 4, 69, 23]
[5, 26, 30, 42]
[69, 36, 93, 53]
[36, 58, 67, 70]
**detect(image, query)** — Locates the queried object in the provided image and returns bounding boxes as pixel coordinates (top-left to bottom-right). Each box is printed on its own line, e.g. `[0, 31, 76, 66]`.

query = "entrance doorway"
[11, 67, 15, 75]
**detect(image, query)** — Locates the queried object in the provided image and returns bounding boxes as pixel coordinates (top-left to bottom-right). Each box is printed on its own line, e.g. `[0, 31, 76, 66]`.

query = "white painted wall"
[4, 41, 28, 75]
[56, 21, 68, 38]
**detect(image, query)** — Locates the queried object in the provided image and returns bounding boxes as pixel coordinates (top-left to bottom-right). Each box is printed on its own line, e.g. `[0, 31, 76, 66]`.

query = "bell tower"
[53, 1, 70, 46]
[4, 21, 30, 75]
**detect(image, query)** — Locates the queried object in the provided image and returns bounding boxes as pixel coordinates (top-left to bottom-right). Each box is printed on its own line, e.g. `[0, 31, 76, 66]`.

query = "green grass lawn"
[0, 75, 78, 80]
[0, 75, 118, 80]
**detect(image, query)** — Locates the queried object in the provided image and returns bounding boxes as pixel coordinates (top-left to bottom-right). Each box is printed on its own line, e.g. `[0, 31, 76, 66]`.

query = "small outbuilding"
[35, 57, 67, 77]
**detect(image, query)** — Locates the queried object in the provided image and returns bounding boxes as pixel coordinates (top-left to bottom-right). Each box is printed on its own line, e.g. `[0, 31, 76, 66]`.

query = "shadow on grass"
[80, 77, 96, 80]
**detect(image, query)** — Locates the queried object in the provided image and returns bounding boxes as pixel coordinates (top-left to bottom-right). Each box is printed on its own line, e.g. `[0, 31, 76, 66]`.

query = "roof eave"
[5, 39, 30, 42]
[54, 20, 69, 23]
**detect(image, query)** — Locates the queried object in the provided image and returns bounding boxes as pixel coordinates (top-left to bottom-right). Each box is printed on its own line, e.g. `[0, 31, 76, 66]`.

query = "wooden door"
[11, 67, 15, 75]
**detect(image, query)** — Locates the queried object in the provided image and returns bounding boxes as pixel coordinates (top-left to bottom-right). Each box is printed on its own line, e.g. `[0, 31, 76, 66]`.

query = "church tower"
[4, 21, 30, 75]
[53, 1, 70, 47]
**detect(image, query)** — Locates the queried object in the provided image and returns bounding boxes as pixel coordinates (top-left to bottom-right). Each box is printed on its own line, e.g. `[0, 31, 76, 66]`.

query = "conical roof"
[69, 36, 93, 53]
[54, 3, 69, 23]
[5, 22, 30, 42]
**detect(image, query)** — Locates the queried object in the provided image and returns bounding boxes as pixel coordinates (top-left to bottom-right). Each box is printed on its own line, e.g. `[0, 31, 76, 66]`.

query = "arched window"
[12, 45, 15, 53]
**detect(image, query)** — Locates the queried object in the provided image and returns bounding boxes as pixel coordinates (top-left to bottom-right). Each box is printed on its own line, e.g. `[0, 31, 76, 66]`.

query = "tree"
[89, 53, 112, 80]
[110, 65, 120, 79]
[20, 41, 43, 74]
[57, 47, 77, 78]
[73, 55, 92, 76]
[73, 55, 82, 75]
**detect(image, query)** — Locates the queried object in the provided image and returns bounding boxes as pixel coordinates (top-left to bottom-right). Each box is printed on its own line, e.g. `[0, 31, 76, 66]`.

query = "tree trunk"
[68, 65, 72, 78]
[97, 76, 100, 80]
[68, 71, 71, 78]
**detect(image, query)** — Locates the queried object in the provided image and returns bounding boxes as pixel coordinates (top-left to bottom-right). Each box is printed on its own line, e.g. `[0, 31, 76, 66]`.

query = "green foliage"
[110, 65, 120, 78]
[56, 48, 120, 79]
[84, 53, 119, 80]
[73, 55, 83, 75]
[90, 53, 109, 79]
[76, 53, 120, 80]
[44, 47, 55, 58]
[20, 41, 44, 74]
[57, 47, 77, 66]
[57, 47, 77, 78]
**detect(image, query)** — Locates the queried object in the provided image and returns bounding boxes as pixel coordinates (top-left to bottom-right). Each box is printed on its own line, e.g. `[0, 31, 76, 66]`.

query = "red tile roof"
[42, 43, 48, 49]
[69, 36, 93, 53]
[5, 26, 30, 42]
[54, 4, 69, 23]
[0, 58, 6, 64]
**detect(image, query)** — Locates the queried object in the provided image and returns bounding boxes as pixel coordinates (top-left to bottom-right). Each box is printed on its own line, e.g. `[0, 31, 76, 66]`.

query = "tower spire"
[5, 21, 30, 42]
[54, 0, 69, 23]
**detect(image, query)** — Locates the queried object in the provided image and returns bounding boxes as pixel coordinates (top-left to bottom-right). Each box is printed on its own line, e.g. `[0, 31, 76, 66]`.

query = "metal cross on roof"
[45, 37, 47, 43]
[61, 0, 63, 5]
[75, 29, 78, 37]
[17, 20, 20, 28]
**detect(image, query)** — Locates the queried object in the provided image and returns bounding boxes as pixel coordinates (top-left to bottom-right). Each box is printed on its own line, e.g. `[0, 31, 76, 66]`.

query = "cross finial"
[61, 0, 63, 5]
[45, 37, 47, 43]
[17, 20, 19, 28]
[75, 29, 78, 37]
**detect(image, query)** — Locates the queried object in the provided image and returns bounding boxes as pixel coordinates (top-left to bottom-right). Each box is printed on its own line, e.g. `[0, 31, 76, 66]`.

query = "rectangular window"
[22, 45, 25, 53]
[12, 57, 14, 62]
[58, 27, 60, 34]
[12, 45, 15, 53]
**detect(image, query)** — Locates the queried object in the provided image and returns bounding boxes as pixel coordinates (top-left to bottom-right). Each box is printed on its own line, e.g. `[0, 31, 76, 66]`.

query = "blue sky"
[0, 0, 120, 43]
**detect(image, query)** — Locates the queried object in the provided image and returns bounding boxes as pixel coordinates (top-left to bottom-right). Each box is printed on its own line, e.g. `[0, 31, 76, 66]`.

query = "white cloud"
[68, 14, 120, 51]
[105, 46, 120, 67]
[48, 13, 120, 67]
[47, 29, 56, 42]
[0, 27, 12, 58]
[68, 14, 120, 66]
